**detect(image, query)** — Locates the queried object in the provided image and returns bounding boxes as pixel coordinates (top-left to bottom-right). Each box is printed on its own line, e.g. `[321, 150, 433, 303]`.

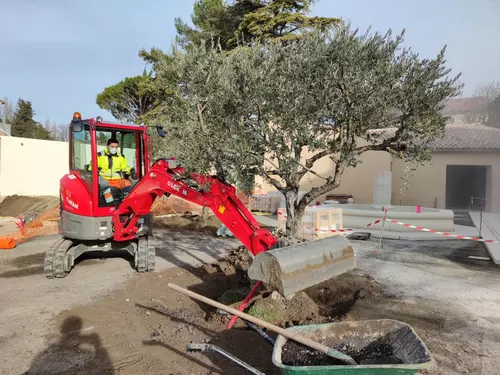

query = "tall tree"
[174, 0, 340, 51]
[10, 99, 39, 138]
[237, 0, 341, 43]
[34, 123, 52, 140]
[96, 73, 157, 123]
[96, 49, 173, 122]
[148, 23, 461, 238]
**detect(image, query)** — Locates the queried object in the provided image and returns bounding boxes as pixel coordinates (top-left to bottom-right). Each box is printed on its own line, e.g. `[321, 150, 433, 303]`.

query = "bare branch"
[297, 162, 345, 211]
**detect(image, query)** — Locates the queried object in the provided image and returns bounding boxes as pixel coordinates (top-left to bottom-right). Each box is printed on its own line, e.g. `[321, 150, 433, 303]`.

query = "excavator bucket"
[247, 235, 356, 298]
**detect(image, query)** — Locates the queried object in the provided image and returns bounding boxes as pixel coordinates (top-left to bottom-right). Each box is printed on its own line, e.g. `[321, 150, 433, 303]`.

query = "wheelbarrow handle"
[187, 343, 266, 375]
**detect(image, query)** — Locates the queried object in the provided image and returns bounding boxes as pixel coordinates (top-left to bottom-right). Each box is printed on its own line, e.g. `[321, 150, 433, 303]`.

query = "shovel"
[168, 282, 358, 366]
[248, 235, 356, 298]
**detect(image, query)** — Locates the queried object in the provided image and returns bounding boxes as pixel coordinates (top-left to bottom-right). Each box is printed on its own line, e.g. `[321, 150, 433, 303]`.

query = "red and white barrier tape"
[277, 210, 499, 244]
[386, 219, 500, 244]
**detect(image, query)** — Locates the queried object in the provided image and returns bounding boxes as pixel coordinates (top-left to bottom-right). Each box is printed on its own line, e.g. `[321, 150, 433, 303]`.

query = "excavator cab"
[70, 113, 149, 208]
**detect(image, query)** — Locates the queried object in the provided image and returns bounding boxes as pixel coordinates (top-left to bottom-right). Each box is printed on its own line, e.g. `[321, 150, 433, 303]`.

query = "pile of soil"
[153, 214, 222, 234]
[0, 195, 59, 219]
[151, 196, 202, 215]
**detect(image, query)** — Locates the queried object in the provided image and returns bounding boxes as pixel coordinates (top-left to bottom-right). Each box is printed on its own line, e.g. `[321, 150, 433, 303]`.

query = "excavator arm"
[112, 158, 278, 255]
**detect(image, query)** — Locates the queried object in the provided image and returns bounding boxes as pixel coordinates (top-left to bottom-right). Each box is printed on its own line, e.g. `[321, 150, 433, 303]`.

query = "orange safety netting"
[0, 206, 59, 250]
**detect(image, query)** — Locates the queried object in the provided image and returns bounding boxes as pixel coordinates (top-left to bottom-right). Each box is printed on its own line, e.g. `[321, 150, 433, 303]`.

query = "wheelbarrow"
[186, 318, 436, 375]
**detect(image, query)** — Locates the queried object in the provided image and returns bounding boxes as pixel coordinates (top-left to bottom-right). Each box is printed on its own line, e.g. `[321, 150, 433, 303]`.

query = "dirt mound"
[224, 246, 252, 272]
[208, 245, 381, 328]
[153, 214, 222, 234]
[151, 196, 202, 215]
[248, 291, 321, 326]
[0, 195, 59, 219]
[304, 269, 382, 321]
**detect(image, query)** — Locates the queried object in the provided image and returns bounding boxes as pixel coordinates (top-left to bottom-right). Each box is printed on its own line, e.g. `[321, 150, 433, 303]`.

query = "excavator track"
[44, 238, 74, 279]
[136, 236, 155, 272]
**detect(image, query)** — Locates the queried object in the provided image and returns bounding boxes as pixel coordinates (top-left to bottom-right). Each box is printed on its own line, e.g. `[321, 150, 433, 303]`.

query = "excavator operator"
[93, 138, 136, 193]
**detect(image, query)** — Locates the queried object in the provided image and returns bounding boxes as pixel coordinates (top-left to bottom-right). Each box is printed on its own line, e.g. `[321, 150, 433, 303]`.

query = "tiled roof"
[368, 124, 500, 152]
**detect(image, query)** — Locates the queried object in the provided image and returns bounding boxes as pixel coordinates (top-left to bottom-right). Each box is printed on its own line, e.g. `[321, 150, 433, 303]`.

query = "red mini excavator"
[46, 113, 355, 298]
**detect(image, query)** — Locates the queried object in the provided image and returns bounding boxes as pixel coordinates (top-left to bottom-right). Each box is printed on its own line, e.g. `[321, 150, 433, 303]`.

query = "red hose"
[227, 280, 262, 329]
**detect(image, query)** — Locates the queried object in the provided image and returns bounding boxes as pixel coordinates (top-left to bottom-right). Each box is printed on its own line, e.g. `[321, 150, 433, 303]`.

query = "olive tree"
[148, 23, 462, 238]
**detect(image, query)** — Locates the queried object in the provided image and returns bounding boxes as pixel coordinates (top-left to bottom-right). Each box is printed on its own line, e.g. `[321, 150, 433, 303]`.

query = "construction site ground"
[0, 198, 499, 374]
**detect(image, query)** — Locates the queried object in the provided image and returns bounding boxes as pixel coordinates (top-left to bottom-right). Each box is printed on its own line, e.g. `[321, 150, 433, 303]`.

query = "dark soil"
[281, 340, 401, 366]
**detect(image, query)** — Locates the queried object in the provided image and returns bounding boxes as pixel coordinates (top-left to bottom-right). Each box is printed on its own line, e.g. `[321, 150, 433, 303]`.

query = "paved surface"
[470, 212, 500, 265]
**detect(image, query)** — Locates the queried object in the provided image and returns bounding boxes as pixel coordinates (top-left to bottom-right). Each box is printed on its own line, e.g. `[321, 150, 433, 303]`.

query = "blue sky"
[1, 0, 499, 125]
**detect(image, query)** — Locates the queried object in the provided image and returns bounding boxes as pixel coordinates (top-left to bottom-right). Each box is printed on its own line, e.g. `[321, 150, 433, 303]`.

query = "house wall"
[255, 148, 500, 212]
[0, 136, 69, 196]
[392, 152, 500, 212]
[254, 149, 392, 204]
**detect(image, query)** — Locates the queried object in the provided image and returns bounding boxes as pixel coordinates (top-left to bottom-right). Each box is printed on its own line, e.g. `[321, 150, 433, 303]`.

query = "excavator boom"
[112, 158, 278, 254]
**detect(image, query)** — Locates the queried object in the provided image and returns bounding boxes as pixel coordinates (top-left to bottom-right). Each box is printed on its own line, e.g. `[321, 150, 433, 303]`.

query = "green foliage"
[238, 0, 341, 43]
[147, 22, 461, 236]
[96, 49, 175, 123]
[174, 0, 339, 51]
[96, 73, 158, 123]
[34, 124, 52, 140]
[10, 99, 39, 138]
[10, 99, 54, 140]
[174, 0, 240, 51]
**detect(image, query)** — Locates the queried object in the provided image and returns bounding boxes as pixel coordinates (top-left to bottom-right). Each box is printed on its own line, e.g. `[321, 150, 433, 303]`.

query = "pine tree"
[10, 99, 38, 138]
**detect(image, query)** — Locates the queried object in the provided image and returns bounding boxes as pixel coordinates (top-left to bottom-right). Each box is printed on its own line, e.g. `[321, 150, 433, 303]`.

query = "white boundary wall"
[0, 136, 69, 196]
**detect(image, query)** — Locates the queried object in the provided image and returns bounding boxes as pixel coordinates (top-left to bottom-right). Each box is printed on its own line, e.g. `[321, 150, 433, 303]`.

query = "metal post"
[479, 201, 483, 238]
[377, 209, 388, 256]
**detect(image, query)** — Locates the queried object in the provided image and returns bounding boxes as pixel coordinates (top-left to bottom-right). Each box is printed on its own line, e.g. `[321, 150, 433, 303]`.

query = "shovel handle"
[167, 282, 356, 365]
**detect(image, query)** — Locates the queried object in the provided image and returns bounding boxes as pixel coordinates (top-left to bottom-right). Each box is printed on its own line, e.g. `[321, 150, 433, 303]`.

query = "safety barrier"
[0, 203, 60, 249]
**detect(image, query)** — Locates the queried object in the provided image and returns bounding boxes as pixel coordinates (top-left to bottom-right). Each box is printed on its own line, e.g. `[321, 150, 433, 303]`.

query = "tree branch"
[258, 166, 285, 191]
[296, 162, 345, 212]
[305, 149, 330, 169]
[297, 161, 330, 181]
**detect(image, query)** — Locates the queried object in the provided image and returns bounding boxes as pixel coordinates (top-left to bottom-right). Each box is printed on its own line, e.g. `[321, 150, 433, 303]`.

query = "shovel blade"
[248, 236, 356, 298]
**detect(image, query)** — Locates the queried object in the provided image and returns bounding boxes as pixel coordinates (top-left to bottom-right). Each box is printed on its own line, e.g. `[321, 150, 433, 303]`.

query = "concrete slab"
[469, 212, 500, 265]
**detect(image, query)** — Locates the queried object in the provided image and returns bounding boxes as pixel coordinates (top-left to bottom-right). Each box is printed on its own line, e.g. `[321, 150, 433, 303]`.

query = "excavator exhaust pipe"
[248, 235, 356, 298]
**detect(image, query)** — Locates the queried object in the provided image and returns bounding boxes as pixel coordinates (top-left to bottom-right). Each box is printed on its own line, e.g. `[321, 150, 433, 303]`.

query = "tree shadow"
[23, 316, 114, 375]
[151, 228, 248, 318]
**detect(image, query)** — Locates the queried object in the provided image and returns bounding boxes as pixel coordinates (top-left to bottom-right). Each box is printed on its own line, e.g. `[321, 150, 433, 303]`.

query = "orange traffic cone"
[0, 238, 16, 249]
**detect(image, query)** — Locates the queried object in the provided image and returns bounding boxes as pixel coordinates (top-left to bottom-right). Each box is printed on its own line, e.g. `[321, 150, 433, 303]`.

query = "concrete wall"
[0, 136, 69, 196]
[392, 152, 500, 212]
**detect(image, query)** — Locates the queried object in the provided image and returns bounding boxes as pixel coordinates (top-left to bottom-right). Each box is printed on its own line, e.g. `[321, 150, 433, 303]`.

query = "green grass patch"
[217, 287, 251, 305]
[247, 304, 281, 325]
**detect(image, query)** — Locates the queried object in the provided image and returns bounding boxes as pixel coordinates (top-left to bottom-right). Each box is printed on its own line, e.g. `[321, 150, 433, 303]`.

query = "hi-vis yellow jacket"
[89, 148, 132, 180]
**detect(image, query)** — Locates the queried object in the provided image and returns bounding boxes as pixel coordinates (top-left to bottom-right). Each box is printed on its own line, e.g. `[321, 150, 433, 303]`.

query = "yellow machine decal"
[218, 205, 226, 214]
